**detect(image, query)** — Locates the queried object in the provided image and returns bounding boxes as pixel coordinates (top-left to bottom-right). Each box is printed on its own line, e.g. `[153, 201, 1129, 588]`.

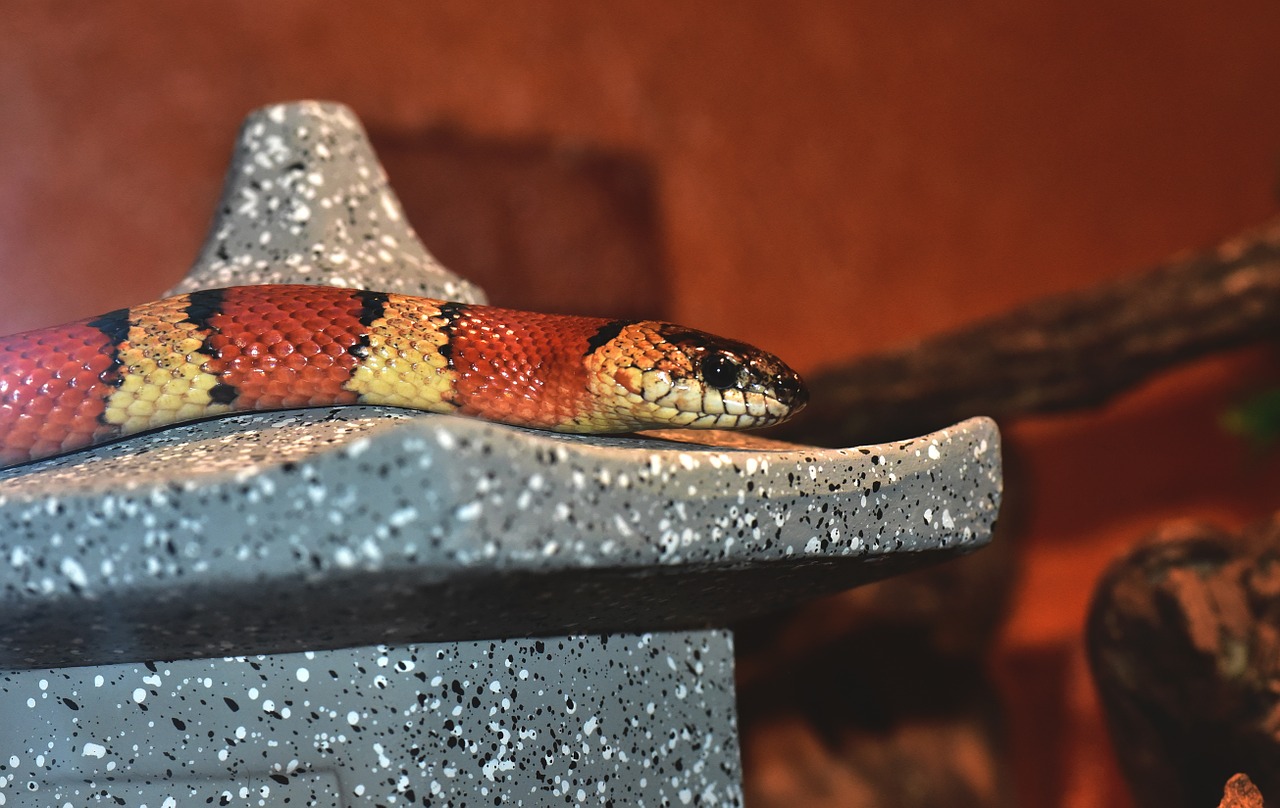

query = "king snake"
[0, 285, 807, 468]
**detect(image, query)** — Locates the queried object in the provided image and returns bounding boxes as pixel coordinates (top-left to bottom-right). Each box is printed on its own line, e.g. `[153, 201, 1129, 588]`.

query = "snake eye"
[700, 352, 741, 390]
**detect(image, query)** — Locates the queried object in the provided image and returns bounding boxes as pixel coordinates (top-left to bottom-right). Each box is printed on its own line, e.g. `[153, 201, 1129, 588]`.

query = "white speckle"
[584, 716, 598, 736]
[296, 667, 310, 683]
[679, 788, 693, 804]
[82, 743, 106, 759]
[389, 507, 418, 527]
[924, 508, 933, 524]
[677, 453, 697, 471]
[346, 437, 371, 457]
[60, 558, 88, 589]
[482, 756, 516, 781]
[928, 443, 941, 460]
[247, 687, 259, 700]
[132, 688, 147, 704]
[7, 755, 17, 767]
[941, 509, 955, 529]
[38, 678, 48, 691]
[334, 547, 356, 568]
[455, 501, 482, 521]
[347, 710, 360, 726]
[611, 513, 633, 538]
[380, 192, 402, 222]
[94, 675, 104, 688]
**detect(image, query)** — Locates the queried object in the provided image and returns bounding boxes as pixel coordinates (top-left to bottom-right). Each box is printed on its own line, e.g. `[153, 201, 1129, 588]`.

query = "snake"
[0, 284, 807, 468]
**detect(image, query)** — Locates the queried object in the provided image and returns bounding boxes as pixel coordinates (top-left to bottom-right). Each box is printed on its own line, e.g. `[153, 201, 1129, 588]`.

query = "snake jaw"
[613, 367, 644, 396]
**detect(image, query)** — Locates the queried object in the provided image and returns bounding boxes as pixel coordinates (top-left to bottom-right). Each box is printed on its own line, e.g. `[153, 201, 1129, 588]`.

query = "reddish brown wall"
[2, 3, 1279, 805]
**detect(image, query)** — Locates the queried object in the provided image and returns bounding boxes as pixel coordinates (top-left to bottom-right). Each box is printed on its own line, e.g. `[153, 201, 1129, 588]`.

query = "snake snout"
[754, 357, 807, 426]
[774, 365, 808, 413]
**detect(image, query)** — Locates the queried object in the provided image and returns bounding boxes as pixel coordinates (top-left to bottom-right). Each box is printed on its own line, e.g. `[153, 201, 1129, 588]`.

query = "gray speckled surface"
[0, 632, 739, 807]
[171, 100, 485, 303]
[0, 101, 1002, 805]
[0, 406, 998, 666]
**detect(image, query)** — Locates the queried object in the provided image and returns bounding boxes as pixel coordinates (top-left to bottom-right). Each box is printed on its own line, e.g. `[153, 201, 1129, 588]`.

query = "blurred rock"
[1218, 774, 1264, 808]
[740, 635, 1007, 808]
[1087, 517, 1280, 808]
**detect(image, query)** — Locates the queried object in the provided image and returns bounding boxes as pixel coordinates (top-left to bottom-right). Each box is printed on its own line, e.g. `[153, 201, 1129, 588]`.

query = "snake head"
[585, 321, 807, 431]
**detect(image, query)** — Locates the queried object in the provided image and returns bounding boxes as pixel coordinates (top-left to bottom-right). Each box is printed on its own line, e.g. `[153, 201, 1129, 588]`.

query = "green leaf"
[1222, 386, 1280, 449]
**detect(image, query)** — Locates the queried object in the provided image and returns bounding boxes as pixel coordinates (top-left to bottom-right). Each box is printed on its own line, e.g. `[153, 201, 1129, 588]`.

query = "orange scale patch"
[208, 287, 368, 410]
[447, 306, 607, 429]
[0, 319, 121, 465]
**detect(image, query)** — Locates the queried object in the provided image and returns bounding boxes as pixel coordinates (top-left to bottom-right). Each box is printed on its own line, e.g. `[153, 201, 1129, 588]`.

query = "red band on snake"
[0, 285, 806, 468]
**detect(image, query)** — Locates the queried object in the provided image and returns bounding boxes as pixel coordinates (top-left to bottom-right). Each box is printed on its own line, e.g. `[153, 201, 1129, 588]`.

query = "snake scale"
[0, 284, 807, 469]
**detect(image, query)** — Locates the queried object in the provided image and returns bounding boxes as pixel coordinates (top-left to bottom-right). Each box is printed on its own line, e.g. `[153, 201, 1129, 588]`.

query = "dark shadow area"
[372, 124, 669, 320]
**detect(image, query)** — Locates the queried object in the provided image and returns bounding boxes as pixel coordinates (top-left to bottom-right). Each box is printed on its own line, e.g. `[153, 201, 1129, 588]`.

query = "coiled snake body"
[0, 285, 806, 468]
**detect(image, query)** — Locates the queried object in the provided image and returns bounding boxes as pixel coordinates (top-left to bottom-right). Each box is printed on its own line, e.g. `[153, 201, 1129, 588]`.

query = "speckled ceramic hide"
[0, 102, 1001, 807]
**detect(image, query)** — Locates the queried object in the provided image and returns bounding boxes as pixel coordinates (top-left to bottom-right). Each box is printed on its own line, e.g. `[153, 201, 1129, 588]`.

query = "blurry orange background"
[2, 3, 1280, 805]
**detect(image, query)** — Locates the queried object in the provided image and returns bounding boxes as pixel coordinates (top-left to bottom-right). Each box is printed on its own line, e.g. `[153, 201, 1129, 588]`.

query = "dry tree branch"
[778, 217, 1280, 447]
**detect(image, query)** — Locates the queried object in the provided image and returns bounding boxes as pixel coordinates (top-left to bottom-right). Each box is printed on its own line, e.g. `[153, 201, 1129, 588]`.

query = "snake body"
[0, 284, 806, 468]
